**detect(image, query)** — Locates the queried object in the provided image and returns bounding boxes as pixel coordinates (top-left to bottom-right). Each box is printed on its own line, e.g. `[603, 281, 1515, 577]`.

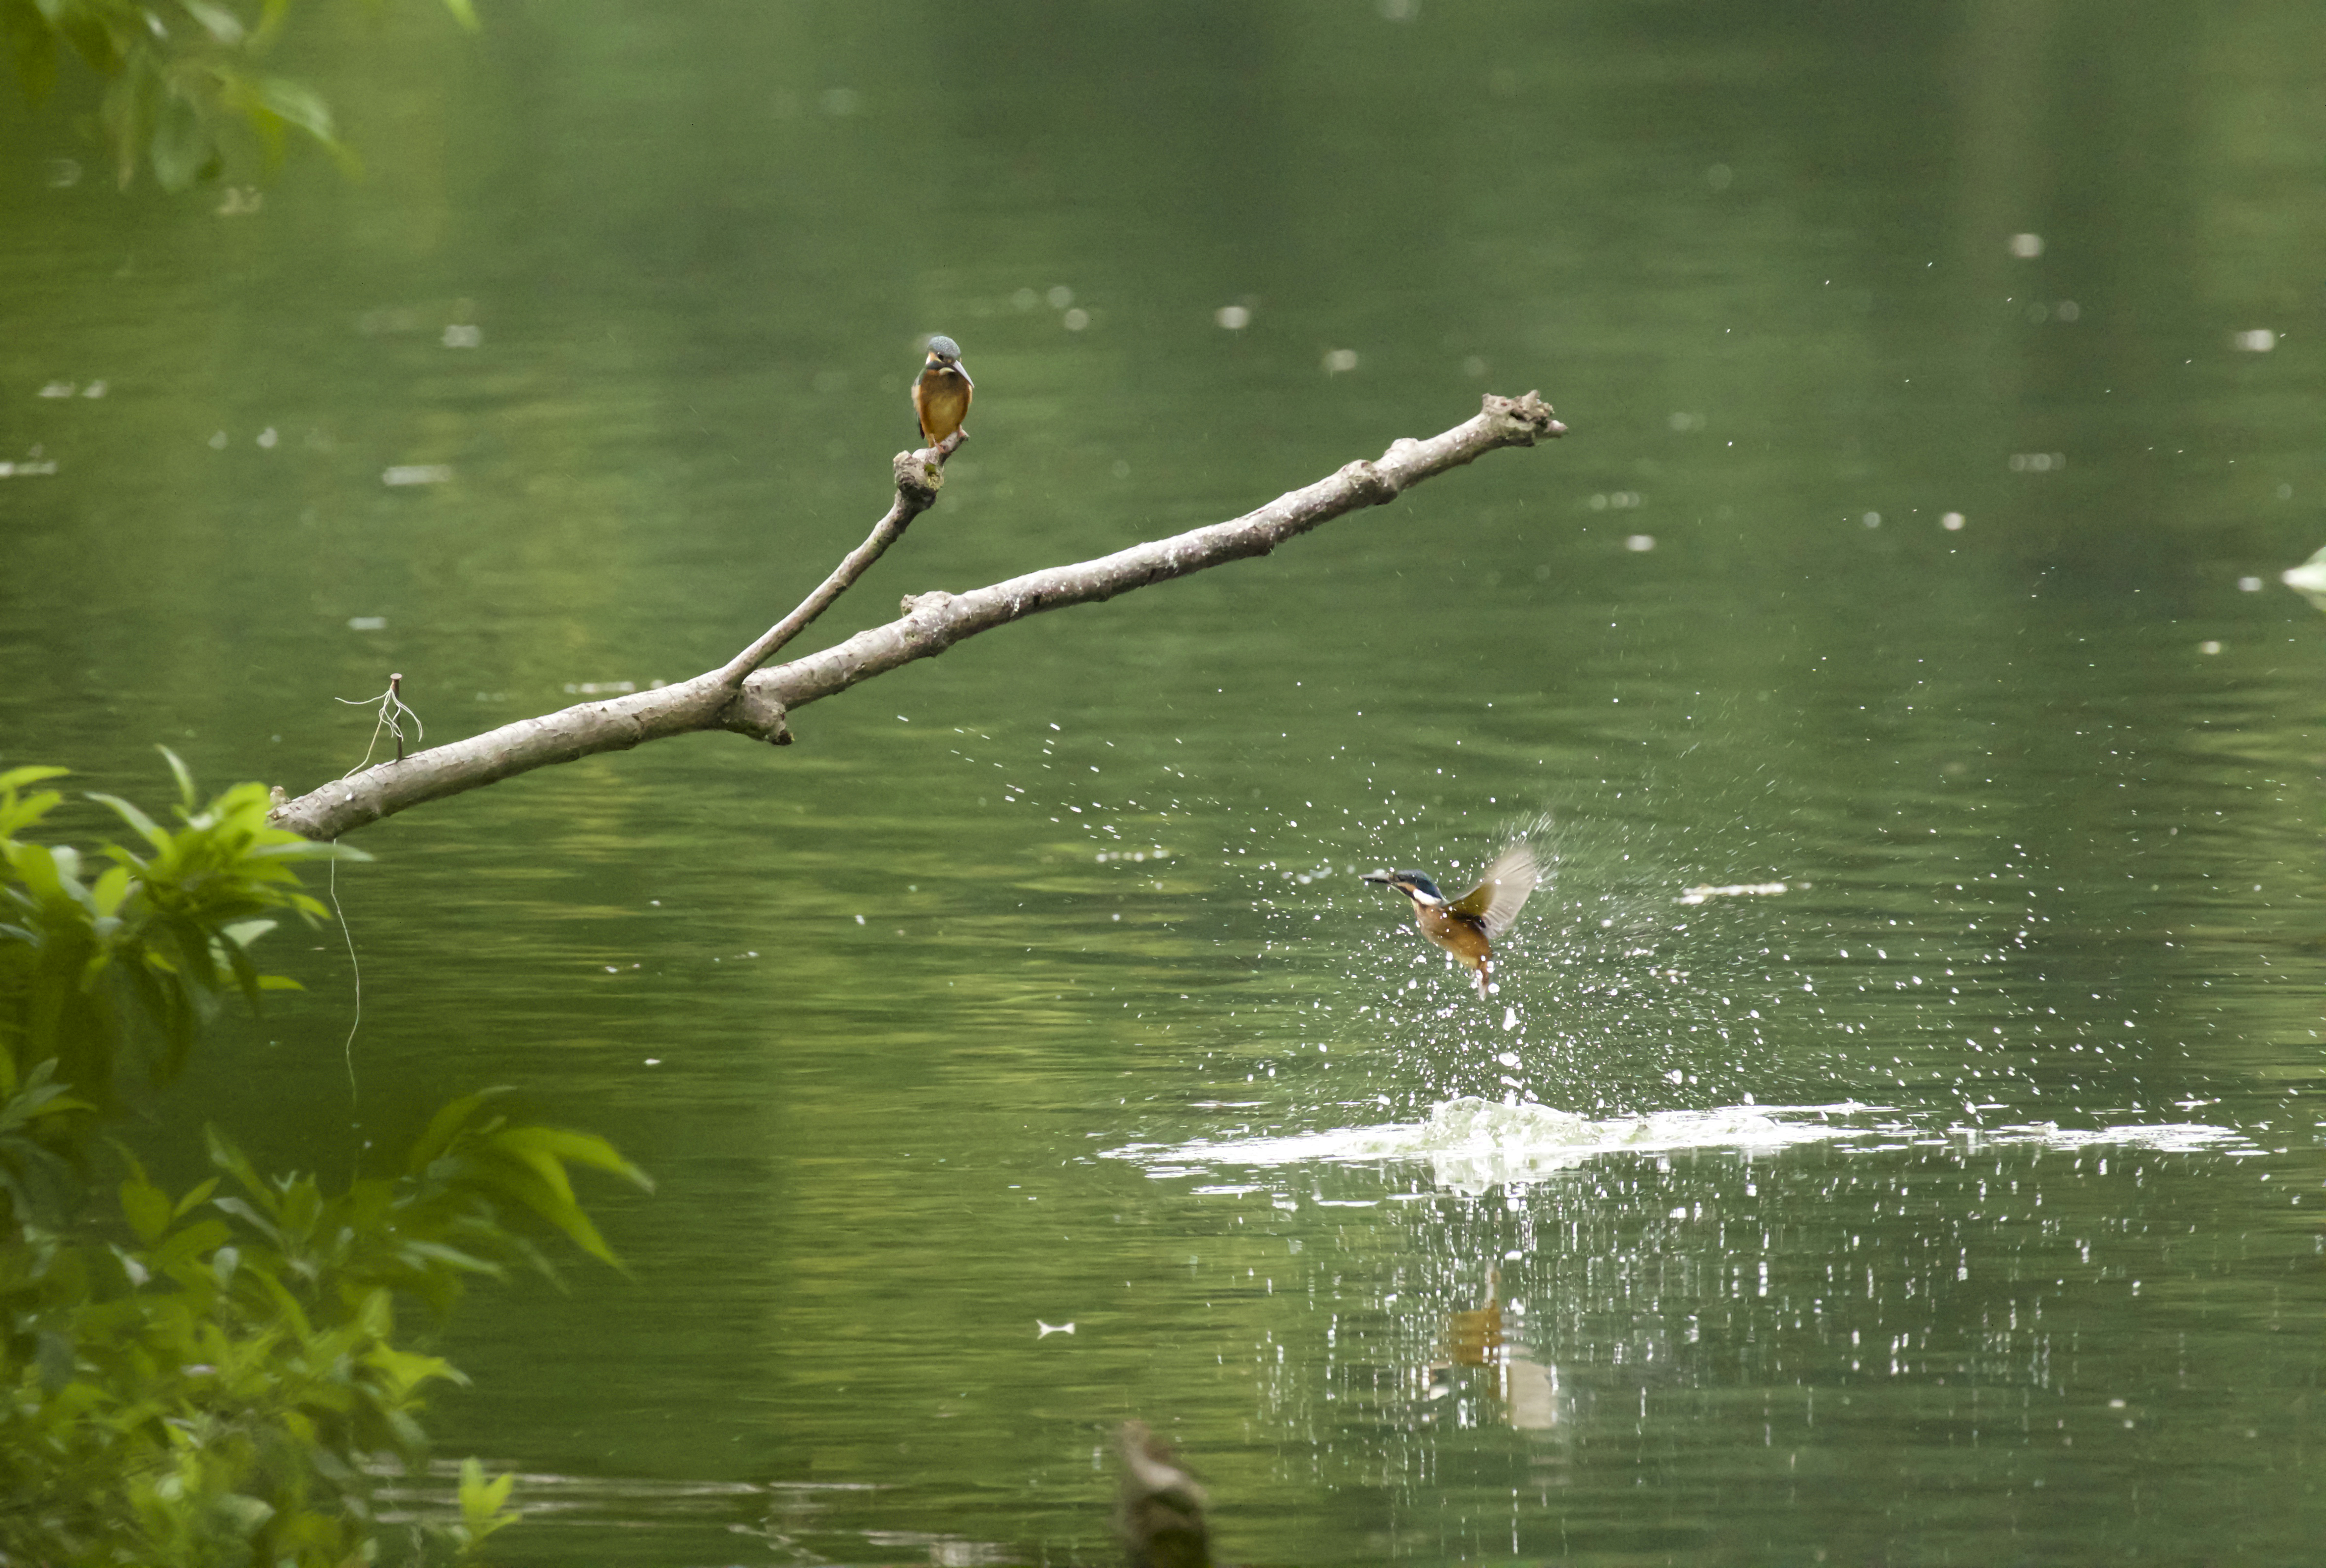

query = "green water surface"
[4, 2, 2322, 1563]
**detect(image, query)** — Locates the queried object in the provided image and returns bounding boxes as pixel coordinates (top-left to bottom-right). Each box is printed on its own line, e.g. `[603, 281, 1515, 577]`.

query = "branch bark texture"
[270, 393, 1563, 841]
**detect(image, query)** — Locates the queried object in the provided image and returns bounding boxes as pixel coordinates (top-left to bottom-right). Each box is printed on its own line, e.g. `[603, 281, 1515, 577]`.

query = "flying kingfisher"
[1363, 842, 1541, 998]
[913, 335, 973, 454]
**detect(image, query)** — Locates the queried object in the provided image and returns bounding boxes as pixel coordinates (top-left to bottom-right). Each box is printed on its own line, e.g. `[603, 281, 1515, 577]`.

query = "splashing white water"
[1121, 1096, 1870, 1194]
[1116, 1097, 2261, 1195]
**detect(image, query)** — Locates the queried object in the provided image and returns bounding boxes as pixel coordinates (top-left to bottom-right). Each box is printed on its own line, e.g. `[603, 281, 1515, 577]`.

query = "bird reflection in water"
[1421, 1266, 1562, 1432]
[1116, 1420, 1213, 1568]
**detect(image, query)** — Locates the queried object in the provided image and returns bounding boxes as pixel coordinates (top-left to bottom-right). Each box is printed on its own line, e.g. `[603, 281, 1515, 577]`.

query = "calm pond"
[3, 2, 2322, 1564]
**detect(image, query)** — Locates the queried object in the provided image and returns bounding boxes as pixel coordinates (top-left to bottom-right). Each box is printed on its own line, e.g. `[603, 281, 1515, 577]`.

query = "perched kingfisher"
[1363, 842, 1541, 998]
[913, 334, 973, 453]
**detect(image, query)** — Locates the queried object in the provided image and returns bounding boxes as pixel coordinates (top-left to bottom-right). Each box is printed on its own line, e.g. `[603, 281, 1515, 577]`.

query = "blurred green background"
[4, 2, 2323, 1563]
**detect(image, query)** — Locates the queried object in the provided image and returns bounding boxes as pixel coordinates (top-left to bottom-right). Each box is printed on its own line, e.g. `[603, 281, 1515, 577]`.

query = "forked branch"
[267, 394, 1564, 841]
[716, 431, 967, 684]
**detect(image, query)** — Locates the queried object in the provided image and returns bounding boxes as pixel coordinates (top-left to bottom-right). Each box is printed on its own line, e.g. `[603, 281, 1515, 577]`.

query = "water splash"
[1121, 1096, 1871, 1194]
[1118, 1097, 2262, 1195]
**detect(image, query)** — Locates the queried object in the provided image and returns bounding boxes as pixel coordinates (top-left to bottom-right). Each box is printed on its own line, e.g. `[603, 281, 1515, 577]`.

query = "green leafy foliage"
[2, 0, 479, 190]
[1, 753, 650, 1566]
[1, 751, 355, 1143]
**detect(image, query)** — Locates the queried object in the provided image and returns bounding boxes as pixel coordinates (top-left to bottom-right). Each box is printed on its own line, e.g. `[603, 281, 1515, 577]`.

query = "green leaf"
[0, 780, 66, 837]
[91, 862, 132, 918]
[86, 792, 169, 853]
[253, 0, 294, 47]
[149, 87, 211, 193]
[364, 1341, 463, 1399]
[219, 933, 266, 1013]
[0, 764, 71, 793]
[392, 1238, 505, 1279]
[408, 1086, 515, 1174]
[275, 1172, 322, 1239]
[0, 1061, 94, 1132]
[205, 1124, 273, 1212]
[463, 1454, 516, 1513]
[151, 1215, 232, 1273]
[49, 3, 127, 79]
[253, 72, 335, 144]
[178, 0, 247, 44]
[480, 1156, 617, 1267]
[212, 1491, 275, 1538]
[172, 1175, 220, 1218]
[495, 1124, 654, 1193]
[98, 48, 163, 187]
[211, 1195, 282, 1243]
[157, 744, 197, 814]
[9, 838, 63, 899]
[0, 802, 64, 844]
[457, 1455, 522, 1549]
[220, 918, 277, 949]
[41, 843, 88, 907]
[120, 1170, 173, 1245]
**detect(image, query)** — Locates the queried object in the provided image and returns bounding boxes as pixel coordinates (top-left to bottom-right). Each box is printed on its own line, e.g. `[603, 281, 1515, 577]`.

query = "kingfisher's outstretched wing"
[1447, 841, 1540, 937]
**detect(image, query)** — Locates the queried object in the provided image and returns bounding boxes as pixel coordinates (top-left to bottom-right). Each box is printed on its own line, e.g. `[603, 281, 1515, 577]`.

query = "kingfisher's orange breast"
[1415, 904, 1492, 971]
[914, 368, 972, 446]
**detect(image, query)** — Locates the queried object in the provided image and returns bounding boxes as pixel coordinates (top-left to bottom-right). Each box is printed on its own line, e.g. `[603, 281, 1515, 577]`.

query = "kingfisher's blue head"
[1362, 870, 1445, 905]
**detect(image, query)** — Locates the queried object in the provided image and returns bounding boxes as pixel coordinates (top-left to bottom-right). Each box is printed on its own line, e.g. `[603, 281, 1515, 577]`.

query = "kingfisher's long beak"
[953, 363, 973, 387]
[1361, 870, 1393, 886]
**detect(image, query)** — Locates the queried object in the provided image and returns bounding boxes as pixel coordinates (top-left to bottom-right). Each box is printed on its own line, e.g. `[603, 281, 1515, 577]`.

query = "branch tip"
[895, 428, 970, 500]
[1483, 390, 1567, 442]
[893, 450, 943, 503]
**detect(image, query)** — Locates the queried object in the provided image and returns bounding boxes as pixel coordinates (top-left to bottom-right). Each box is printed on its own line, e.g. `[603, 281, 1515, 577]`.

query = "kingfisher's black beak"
[1361, 870, 1393, 886]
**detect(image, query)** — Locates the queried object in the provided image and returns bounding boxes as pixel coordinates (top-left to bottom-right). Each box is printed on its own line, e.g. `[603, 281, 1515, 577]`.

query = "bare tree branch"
[268, 393, 1564, 841]
[716, 431, 966, 684]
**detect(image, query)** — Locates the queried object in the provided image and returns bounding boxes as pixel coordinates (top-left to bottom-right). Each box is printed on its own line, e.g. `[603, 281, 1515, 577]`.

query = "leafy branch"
[2, 754, 645, 1567]
[3, 0, 478, 189]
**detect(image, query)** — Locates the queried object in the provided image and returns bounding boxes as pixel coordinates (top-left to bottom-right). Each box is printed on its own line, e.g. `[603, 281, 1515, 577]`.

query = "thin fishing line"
[329, 849, 361, 1105]
[324, 673, 419, 1107]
